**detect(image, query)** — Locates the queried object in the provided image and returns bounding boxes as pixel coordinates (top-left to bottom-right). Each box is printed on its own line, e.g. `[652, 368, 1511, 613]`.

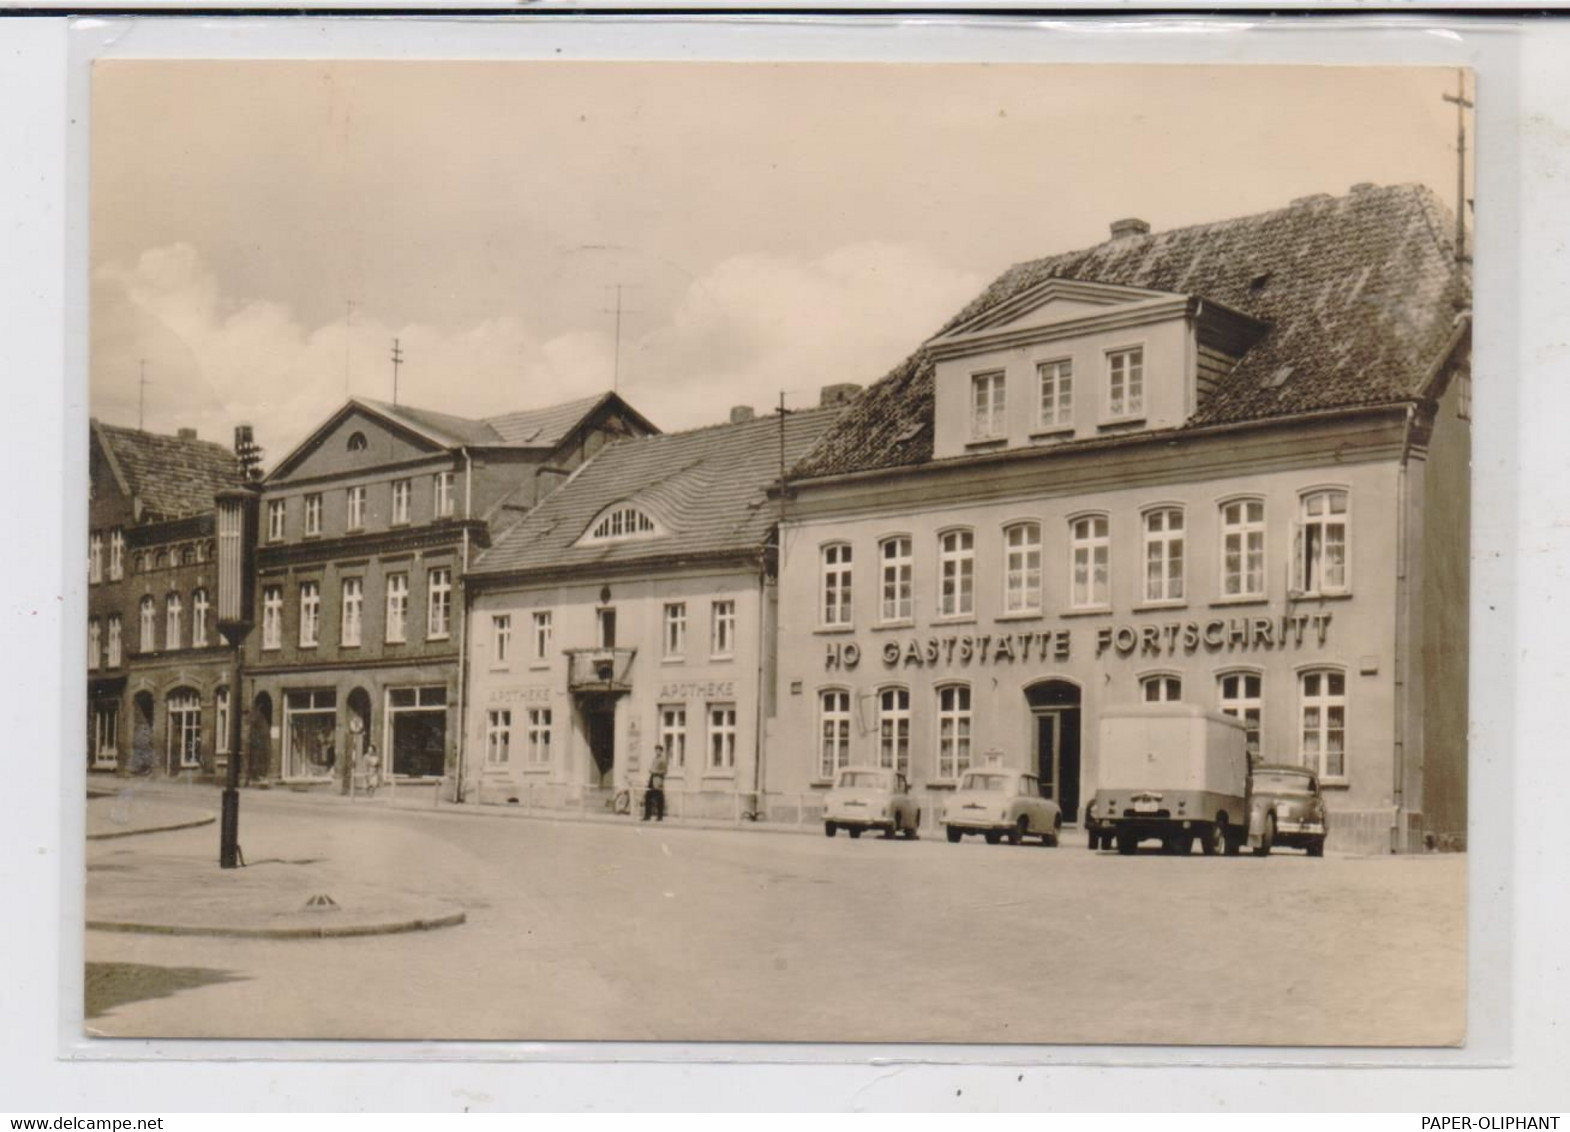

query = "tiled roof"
[794, 183, 1469, 480]
[94, 421, 243, 521]
[356, 392, 654, 450]
[471, 407, 843, 578]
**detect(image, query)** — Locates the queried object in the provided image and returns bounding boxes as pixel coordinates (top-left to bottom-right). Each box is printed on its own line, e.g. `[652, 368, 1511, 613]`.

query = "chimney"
[177, 427, 197, 440]
[1109, 218, 1150, 240]
[819, 383, 861, 409]
[730, 405, 755, 424]
[1349, 182, 1377, 194]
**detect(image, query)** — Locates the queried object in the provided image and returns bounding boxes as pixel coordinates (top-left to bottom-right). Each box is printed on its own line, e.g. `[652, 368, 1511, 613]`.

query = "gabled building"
[88, 421, 245, 777]
[772, 183, 1471, 853]
[241, 392, 658, 790]
[462, 398, 845, 816]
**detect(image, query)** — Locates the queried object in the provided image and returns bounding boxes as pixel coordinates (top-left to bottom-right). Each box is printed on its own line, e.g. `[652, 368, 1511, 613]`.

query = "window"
[267, 499, 286, 542]
[588, 504, 657, 541]
[215, 686, 231, 755]
[385, 573, 408, 642]
[299, 581, 320, 647]
[660, 704, 688, 770]
[938, 529, 975, 617]
[663, 602, 687, 659]
[878, 686, 911, 777]
[88, 618, 100, 670]
[181, 545, 197, 566]
[167, 690, 202, 769]
[89, 532, 103, 584]
[165, 593, 182, 650]
[879, 537, 913, 622]
[341, 578, 363, 647]
[427, 568, 452, 639]
[139, 596, 156, 652]
[818, 690, 851, 779]
[597, 607, 617, 648]
[1221, 499, 1267, 598]
[92, 701, 119, 767]
[192, 588, 210, 647]
[109, 529, 124, 580]
[1070, 515, 1110, 609]
[821, 544, 853, 627]
[391, 479, 411, 524]
[492, 614, 512, 664]
[262, 586, 282, 649]
[304, 493, 323, 537]
[347, 431, 368, 452]
[531, 611, 551, 662]
[486, 709, 511, 765]
[708, 704, 737, 770]
[936, 685, 973, 780]
[526, 708, 552, 767]
[1037, 358, 1073, 429]
[1300, 669, 1347, 780]
[1143, 508, 1185, 603]
[1458, 369, 1472, 421]
[1107, 347, 1144, 418]
[1142, 674, 1182, 702]
[971, 370, 1006, 439]
[1218, 671, 1263, 763]
[710, 601, 735, 658]
[434, 472, 455, 518]
[1004, 522, 1042, 614]
[346, 485, 366, 530]
[1297, 489, 1349, 596]
[106, 615, 121, 667]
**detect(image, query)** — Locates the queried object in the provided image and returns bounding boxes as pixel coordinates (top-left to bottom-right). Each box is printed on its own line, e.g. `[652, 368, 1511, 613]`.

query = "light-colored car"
[1248, 764, 1329, 857]
[824, 767, 921, 839]
[941, 769, 1063, 846]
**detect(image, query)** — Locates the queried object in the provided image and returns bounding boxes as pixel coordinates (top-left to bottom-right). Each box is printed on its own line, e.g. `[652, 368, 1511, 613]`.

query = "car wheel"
[1008, 816, 1028, 845]
[849, 828, 862, 840]
[1086, 829, 1100, 851]
[946, 825, 962, 844]
[1252, 814, 1275, 857]
[984, 831, 1001, 845]
[1116, 832, 1137, 855]
[1045, 813, 1062, 847]
[824, 821, 836, 838]
[1307, 837, 1325, 858]
[1202, 821, 1225, 857]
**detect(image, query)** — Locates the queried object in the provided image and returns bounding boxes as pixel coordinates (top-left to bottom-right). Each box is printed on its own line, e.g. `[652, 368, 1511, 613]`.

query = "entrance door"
[587, 709, 615, 787]
[1027, 681, 1082, 822]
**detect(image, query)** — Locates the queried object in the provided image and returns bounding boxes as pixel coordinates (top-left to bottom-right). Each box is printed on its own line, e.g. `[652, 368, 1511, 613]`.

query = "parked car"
[824, 767, 921, 839]
[941, 769, 1062, 846]
[1248, 764, 1329, 857]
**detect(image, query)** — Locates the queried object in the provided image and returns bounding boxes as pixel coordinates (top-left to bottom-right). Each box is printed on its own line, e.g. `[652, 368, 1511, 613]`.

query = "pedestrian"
[642, 745, 668, 822]
[131, 719, 154, 776]
[364, 740, 382, 798]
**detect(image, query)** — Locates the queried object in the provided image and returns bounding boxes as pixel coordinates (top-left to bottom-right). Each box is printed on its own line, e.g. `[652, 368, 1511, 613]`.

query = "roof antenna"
[602, 283, 641, 393]
[137, 359, 151, 431]
[1442, 69, 1474, 267]
[390, 337, 404, 406]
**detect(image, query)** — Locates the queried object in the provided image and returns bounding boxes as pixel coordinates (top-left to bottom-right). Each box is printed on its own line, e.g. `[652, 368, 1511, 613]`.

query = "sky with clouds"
[91, 61, 1466, 459]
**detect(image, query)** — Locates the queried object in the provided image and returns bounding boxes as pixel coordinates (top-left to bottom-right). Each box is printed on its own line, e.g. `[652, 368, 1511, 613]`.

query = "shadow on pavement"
[85, 961, 247, 1020]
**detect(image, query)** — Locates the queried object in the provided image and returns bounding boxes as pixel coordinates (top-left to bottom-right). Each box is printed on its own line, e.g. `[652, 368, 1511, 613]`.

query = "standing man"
[642, 744, 669, 822]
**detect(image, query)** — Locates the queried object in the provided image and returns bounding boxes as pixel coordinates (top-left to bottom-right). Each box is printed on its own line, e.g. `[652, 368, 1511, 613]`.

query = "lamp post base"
[219, 787, 242, 868]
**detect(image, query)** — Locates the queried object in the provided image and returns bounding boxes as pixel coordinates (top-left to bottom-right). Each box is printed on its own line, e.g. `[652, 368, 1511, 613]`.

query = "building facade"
[463, 404, 843, 816]
[87, 421, 245, 778]
[770, 185, 1471, 854]
[241, 394, 657, 791]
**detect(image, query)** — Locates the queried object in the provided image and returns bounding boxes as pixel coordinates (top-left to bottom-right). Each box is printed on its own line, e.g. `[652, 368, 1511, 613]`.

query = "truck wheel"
[1307, 837, 1325, 858]
[1252, 814, 1275, 857]
[849, 828, 862, 840]
[824, 821, 837, 838]
[946, 825, 962, 844]
[882, 822, 897, 839]
[1086, 830, 1100, 851]
[1174, 833, 1195, 855]
[1116, 832, 1136, 855]
[984, 831, 1001, 845]
[1224, 830, 1242, 857]
[1202, 822, 1225, 857]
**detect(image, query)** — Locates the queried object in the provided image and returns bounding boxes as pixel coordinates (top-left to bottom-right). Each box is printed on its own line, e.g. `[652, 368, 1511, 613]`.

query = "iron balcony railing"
[565, 647, 637, 694]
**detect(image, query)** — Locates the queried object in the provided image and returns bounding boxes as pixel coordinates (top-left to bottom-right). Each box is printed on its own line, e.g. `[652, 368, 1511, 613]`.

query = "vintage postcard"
[84, 60, 1471, 1045]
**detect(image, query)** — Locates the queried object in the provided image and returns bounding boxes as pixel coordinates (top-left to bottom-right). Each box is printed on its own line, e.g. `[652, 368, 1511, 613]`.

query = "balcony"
[566, 647, 637, 695]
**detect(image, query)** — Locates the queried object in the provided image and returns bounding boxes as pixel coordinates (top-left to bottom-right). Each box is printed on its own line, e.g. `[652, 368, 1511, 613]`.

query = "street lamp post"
[215, 483, 261, 869]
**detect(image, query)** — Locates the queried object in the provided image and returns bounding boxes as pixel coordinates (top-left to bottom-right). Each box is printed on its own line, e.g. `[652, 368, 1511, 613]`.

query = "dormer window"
[970, 371, 1006, 440]
[1106, 347, 1144, 420]
[585, 503, 659, 543]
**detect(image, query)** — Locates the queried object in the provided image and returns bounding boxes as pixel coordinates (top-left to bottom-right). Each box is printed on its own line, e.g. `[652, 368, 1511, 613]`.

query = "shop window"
[341, 578, 363, 647]
[818, 690, 851, 780]
[492, 614, 512, 664]
[526, 708, 552, 767]
[710, 601, 735, 658]
[391, 479, 412, 525]
[879, 536, 913, 623]
[1142, 674, 1182, 702]
[1143, 507, 1185, 603]
[877, 686, 911, 777]
[663, 602, 687, 659]
[164, 593, 182, 651]
[1218, 671, 1263, 763]
[299, 581, 321, 647]
[486, 709, 511, 765]
[92, 701, 119, 768]
[106, 615, 122, 667]
[192, 588, 210, 648]
[938, 529, 974, 618]
[708, 703, 737, 771]
[1037, 358, 1073, 430]
[434, 471, 456, 519]
[1003, 522, 1042, 614]
[821, 544, 853, 627]
[660, 704, 688, 770]
[1295, 489, 1350, 597]
[284, 689, 338, 779]
[87, 618, 100, 671]
[1299, 669, 1347, 781]
[304, 493, 323, 537]
[385, 572, 408, 643]
[139, 596, 157, 652]
[267, 499, 286, 543]
[89, 532, 103, 584]
[261, 586, 283, 650]
[427, 568, 452, 640]
[970, 370, 1006, 440]
[1106, 346, 1144, 419]
[936, 684, 973, 780]
[108, 529, 124, 581]
[1220, 498, 1267, 598]
[347, 485, 366, 531]
[1070, 515, 1110, 609]
[531, 610, 552, 662]
[167, 689, 202, 770]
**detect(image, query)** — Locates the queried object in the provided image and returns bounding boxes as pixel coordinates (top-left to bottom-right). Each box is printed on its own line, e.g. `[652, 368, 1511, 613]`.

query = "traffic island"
[87, 789, 218, 841]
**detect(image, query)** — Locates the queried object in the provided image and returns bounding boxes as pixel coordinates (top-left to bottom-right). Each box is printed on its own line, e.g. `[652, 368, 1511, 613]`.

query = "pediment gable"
[267, 403, 451, 484]
[941, 278, 1176, 338]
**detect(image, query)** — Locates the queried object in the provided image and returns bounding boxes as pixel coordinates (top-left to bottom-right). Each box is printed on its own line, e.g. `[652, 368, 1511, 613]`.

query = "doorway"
[1026, 680, 1082, 822]
[586, 703, 615, 787]
[131, 691, 155, 775]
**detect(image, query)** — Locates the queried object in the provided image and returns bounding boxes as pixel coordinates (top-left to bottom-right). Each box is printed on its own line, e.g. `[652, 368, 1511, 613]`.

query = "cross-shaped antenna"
[602, 284, 642, 393]
[390, 337, 404, 405]
[1442, 69, 1474, 266]
[137, 359, 151, 431]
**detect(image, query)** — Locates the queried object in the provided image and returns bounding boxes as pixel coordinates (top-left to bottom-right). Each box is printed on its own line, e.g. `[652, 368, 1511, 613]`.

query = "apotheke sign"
[823, 613, 1332, 671]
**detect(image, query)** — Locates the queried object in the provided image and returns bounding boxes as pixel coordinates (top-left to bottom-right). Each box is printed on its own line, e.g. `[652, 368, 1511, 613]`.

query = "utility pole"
[390, 337, 404, 405]
[137, 359, 150, 431]
[1442, 69, 1474, 266]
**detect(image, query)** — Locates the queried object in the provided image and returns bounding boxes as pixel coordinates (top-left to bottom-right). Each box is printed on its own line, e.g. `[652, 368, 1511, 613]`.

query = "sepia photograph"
[82, 58, 1472, 1046]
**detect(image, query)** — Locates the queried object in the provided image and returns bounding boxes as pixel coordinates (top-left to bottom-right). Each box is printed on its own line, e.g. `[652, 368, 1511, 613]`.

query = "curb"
[85, 909, 466, 940]
[87, 815, 217, 841]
